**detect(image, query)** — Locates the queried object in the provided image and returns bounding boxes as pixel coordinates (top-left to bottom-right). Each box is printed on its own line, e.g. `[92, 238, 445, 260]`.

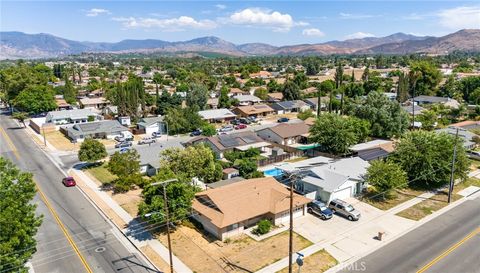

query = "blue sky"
[1, 1, 479, 45]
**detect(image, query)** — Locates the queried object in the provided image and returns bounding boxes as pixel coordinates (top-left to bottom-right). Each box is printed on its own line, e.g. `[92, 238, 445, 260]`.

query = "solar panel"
[241, 135, 259, 144]
[219, 135, 241, 148]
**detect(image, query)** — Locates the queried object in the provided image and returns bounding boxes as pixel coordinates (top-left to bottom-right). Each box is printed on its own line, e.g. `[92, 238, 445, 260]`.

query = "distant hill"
[1, 29, 479, 59]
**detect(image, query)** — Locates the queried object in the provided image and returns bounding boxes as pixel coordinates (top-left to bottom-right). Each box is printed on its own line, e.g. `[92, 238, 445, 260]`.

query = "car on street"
[307, 200, 333, 220]
[467, 151, 480, 160]
[62, 177, 76, 187]
[138, 137, 156, 145]
[235, 124, 247, 130]
[115, 141, 133, 149]
[277, 117, 290, 123]
[190, 129, 202, 136]
[218, 125, 234, 133]
[239, 118, 251, 125]
[328, 199, 361, 221]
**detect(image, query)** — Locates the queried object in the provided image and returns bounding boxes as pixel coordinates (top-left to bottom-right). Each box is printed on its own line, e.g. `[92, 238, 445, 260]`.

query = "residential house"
[413, 95, 460, 109]
[79, 97, 110, 111]
[45, 109, 101, 125]
[229, 88, 250, 97]
[222, 168, 240, 180]
[256, 122, 310, 146]
[232, 95, 262, 106]
[285, 157, 370, 202]
[232, 104, 275, 118]
[301, 87, 318, 96]
[436, 127, 478, 150]
[267, 92, 283, 103]
[271, 100, 310, 114]
[55, 96, 72, 110]
[135, 141, 183, 176]
[185, 131, 270, 159]
[65, 120, 129, 142]
[136, 116, 167, 136]
[198, 108, 237, 123]
[401, 104, 426, 115]
[450, 120, 480, 131]
[303, 97, 328, 112]
[192, 177, 311, 240]
[350, 139, 394, 162]
[207, 98, 219, 109]
[249, 71, 272, 79]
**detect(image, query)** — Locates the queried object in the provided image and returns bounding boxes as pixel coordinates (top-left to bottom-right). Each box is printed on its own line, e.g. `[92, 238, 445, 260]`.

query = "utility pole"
[289, 174, 294, 273]
[151, 178, 178, 273]
[42, 127, 47, 147]
[448, 128, 459, 203]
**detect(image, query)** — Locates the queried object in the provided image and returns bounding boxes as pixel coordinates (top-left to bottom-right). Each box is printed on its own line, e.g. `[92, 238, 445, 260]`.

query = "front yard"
[85, 164, 117, 184]
[156, 224, 312, 273]
[44, 131, 116, 151]
[362, 188, 425, 211]
[396, 190, 462, 221]
[277, 249, 338, 273]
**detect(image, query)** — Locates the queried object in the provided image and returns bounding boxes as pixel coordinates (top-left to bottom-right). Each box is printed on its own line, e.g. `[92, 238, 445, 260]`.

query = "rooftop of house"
[259, 122, 310, 139]
[267, 92, 284, 100]
[46, 108, 97, 122]
[413, 95, 455, 103]
[232, 94, 262, 103]
[189, 131, 267, 151]
[135, 142, 183, 169]
[233, 104, 274, 115]
[198, 108, 237, 120]
[67, 120, 127, 137]
[137, 116, 164, 127]
[192, 177, 311, 228]
[79, 97, 108, 105]
[350, 139, 393, 152]
[435, 126, 478, 148]
[271, 100, 309, 110]
[401, 104, 426, 114]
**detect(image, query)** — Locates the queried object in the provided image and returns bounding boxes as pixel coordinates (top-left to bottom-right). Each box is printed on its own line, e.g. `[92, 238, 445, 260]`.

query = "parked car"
[62, 177, 76, 187]
[138, 137, 156, 145]
[218, 125, 234, 133]
[231, 119, 241, 125]
[235, 124, 247, 130]
[114, 136, 126, 142]
[115, 132, 133, 142]
[328, 199, 361, 221]
[467, 151, 480, 160]
[277, 117, 290, 123]
[190, 129, 202, 136]
[239, 118, 251, 125]
[307, 200, 333, 220]
[247, 116, 257, 123]
[119, 147, 130, 154]
[152, 131, 163, 138]
[115, 141, 132, 149]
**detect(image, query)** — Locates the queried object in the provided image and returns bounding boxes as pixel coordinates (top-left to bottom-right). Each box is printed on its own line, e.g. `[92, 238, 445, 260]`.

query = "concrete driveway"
[294, 198, 388, 244]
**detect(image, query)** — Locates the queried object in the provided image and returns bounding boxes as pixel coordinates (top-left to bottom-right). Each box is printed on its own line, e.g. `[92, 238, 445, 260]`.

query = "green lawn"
[396, 191, 462, 221]
[454, 177, 480, 193]
[362, 188, 425, 211]
[86, 164, 117, 184]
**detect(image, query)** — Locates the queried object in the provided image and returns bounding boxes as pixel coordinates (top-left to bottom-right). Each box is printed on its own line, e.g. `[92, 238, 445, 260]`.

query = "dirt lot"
[156, 225, 312, 273]
[140, 245, 174, 273]
[44, 130, 116, 151]
[277, 249, 338, 273]
[396, 190, 462, 221]
[362, 188, 425, 211]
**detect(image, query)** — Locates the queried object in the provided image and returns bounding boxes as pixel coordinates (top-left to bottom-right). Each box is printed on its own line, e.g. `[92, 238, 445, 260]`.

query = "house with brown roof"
[232, 104, 275, 118]
[267, 92, 284, 102]
[256, 122, 310, 146]
[229, 88, 250, 97]
[192, 177, 311, 240]
[185, 131, 271, 159]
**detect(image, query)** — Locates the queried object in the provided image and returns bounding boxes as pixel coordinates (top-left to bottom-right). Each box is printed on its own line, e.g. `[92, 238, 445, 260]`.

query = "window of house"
[226, 223, 239, 231]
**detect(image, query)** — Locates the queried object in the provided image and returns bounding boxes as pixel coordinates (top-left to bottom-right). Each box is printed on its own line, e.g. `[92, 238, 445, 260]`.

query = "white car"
[138, 137, 156, 145]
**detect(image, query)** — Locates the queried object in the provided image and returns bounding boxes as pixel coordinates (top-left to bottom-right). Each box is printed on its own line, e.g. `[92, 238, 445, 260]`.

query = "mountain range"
[1, 29, 479, 59]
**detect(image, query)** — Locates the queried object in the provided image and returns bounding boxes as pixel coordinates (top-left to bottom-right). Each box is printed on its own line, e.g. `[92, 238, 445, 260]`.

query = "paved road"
[338, 196, 480, 273]
[0, 112, 157, 273]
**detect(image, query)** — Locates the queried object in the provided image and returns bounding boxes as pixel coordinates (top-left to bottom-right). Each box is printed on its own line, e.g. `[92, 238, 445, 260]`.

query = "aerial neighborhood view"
[1, 1, 480, 273]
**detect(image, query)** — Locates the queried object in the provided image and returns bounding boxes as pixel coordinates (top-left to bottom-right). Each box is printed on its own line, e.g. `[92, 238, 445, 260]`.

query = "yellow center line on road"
[416, 226, 480, 273]
[0, 124, 93, 273]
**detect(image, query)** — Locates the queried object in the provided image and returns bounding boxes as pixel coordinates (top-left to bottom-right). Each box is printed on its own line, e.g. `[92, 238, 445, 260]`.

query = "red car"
[235, 124, 247, 130]
[62, 177, 76, 187]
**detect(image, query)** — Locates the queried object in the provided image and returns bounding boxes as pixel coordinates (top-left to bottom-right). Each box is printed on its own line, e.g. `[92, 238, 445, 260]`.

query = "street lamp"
[150, 178, 178, 273]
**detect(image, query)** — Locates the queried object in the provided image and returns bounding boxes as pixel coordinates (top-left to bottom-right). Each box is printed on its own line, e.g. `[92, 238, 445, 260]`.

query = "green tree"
[107, 150, 142, 192]
[12, 112, 28, 128]
[13, 85, 56, 114]
[392, 130, 468, 189]
[309, 113, 370, 155]
[78, 139, 107, 163]
[160, 145, 222, 183]
[409, 61, 441, 96]
[254, 87, 268, 100]
[218, 86, 231, 108]
[297, 109, 315, 120]
[186, 83, 209, 110]
[0, 157, 42, 273]
[253, 219, 272, 235]
[349, 91, 409, 138]
[396, 72, 409, 103]
[417, 110, 438, 131]
[201, 124, 217, 136]
[282, 80, 300, 101]
[365, 160, 408, 199]
[237, 159, 260, 178]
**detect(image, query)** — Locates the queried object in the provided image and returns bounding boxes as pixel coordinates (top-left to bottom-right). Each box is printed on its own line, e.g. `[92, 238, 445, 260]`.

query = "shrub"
[253, 219, 272, 235]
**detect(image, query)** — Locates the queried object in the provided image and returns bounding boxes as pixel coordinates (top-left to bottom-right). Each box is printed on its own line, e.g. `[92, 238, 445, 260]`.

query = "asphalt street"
[0, 112, 157, 273]
[338, 196, 480, 273]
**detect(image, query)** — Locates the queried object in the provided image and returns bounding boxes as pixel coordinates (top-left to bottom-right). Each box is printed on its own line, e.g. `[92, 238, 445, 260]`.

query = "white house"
[45, 109, 101, 125]
[198, 108, 237, 123]
[136, 116, 167, 136]
[65, 120, 129, 142]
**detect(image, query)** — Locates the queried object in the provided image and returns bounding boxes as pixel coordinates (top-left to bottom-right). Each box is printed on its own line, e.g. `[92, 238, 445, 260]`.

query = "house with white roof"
[45, 109, 102, 125]
[198, 108, 237, 123]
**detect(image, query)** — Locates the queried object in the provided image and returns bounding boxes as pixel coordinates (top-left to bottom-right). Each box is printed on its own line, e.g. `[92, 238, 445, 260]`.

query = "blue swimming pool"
[263, 168, 284, 177]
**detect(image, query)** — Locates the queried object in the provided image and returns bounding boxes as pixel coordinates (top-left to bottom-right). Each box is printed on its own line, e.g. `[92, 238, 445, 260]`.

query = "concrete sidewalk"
[71, 169, 193, 273]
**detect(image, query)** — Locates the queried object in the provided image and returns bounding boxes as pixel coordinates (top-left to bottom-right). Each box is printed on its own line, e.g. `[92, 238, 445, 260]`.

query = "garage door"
[333, 187, 352, 200]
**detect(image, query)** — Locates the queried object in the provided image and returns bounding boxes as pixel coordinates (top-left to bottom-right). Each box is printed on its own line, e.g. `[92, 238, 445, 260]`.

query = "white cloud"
[302, 28, 325, 37]
[113, 16, 217, 31]
[215, 4, 227, 10]
[228, 8, 307, 32]
[345, 32, 376, 39]
[437, 6, 480, 29]
[339, 12, 374, 19]
[86, 8, 110, 17]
